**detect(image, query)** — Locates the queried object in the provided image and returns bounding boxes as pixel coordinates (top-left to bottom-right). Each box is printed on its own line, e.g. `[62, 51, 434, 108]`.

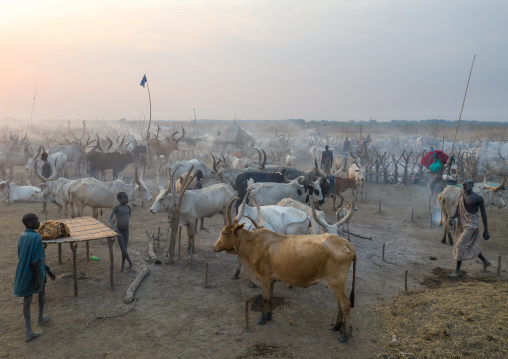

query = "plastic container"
[90, 256, 100, 261]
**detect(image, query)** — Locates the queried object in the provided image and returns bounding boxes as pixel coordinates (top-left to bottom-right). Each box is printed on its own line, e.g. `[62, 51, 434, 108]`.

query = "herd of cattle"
[1, 122, 507, 342]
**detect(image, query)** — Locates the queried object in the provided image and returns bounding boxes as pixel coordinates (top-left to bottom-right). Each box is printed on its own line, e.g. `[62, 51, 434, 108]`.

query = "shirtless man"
[108, 192, 134, 272]
[448, 179, 491, 277]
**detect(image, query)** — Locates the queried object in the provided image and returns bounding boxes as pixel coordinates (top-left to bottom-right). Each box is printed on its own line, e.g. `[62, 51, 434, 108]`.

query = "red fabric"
[421, 150, 449, 169]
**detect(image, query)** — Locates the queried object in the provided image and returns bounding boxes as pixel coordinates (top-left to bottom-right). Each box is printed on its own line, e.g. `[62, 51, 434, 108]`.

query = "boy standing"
[14, 213, 56, 342]
[109, 192, 134, 272]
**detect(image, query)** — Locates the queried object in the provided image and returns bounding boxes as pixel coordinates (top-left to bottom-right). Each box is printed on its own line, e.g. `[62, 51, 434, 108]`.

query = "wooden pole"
[124, 266, 150, 303]
[71, 242, 78, 296]
[245, 299, 249, 330]
[378, 199, 382, 213]
[405, 270, 408, 292]
[498, 256, 502, 278]
[58, 243, 62, 264]
[107, 237, 115, 290]
[205, 262, 208, 287]
[178, 226, 182, 261]
[86, 241, 90, 261]
[411, 208, 414, 222]
[382, 243, 385, 262]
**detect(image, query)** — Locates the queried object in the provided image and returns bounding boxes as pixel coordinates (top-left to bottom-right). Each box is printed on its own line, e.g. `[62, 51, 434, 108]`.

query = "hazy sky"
[1, 0, 507, 123]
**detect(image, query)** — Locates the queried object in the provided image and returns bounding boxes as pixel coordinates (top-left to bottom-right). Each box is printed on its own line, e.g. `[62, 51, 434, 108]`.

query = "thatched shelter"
[213, 121, 255, 150]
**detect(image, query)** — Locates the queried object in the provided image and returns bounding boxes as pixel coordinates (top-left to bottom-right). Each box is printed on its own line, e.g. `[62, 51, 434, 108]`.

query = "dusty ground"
[0, 169, 506, 359]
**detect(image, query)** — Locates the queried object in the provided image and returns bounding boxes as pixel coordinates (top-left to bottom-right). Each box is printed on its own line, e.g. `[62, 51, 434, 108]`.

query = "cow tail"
[439, 196, 444, 226]
[349, 253, 356, 308]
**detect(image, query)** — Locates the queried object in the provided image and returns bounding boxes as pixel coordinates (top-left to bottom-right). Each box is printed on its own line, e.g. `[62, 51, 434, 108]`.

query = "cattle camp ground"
[1, 119, 507, 359]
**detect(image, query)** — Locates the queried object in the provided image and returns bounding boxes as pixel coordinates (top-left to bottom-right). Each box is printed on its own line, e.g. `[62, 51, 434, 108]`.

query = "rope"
[86, 298, 137, 327]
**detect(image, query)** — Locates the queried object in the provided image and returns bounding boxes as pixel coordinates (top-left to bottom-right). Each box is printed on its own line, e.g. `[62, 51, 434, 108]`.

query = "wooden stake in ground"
[411, 208, 414, 222]
[124, 266, 151, 303]
[405, 270, 408, 292]
[378, 199, 382, 213]
[382, 243, 385, 262]
[245, 300, 249, 330]
[178, 226, 182, 261]
[205, 262, 209, 287]
[498, 256, 502, 278]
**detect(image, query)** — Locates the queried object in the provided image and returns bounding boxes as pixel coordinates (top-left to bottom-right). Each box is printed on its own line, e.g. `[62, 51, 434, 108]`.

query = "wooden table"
[42, 217, 118, 296]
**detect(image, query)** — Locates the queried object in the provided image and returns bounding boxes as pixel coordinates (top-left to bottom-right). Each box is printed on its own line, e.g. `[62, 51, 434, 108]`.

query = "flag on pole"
[140, 74, 147, 88]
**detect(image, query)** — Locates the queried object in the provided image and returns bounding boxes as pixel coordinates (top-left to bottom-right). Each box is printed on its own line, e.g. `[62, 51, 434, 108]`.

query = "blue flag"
[140, 74, 147, 88]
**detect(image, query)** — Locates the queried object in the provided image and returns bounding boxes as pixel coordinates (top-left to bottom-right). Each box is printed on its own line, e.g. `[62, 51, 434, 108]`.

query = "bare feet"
[37, 315, 50, 325]
[449, 270, 462, 277]
[25, 331, 42, 342]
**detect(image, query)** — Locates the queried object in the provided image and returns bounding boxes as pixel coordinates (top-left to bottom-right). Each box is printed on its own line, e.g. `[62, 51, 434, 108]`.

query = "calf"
[333, 177, 358, 210]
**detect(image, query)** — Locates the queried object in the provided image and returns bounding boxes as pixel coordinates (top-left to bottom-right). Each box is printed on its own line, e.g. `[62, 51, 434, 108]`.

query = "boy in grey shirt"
[109, 192, 133, 272]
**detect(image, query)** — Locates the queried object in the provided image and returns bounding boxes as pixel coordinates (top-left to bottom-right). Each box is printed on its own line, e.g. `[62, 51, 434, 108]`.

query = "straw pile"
[375, 268, 507, 358]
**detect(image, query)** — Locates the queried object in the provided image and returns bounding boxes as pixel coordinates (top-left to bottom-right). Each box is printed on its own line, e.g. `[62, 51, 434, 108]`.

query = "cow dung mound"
[375, 276, 508, 358]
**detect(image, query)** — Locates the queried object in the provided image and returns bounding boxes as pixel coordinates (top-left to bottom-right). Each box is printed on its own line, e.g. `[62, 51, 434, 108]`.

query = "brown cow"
[332, 177, 358, 210]
[213, 198, 357, 343]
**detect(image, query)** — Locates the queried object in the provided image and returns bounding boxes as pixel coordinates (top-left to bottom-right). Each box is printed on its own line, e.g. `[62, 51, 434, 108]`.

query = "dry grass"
[375, 272, 508, 358]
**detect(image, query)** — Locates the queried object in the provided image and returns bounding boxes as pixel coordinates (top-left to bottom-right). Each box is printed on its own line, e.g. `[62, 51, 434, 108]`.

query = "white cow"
[35, 169, 75, 218]
[285, 154, 296, 168]
[68, 168, 152, 218]
[150, 165, 236, 252]
[0, 181, 45, 203]
[236, 194, 310, 236]
[248, 175, 324, 206]
[278, 198, 353, 235]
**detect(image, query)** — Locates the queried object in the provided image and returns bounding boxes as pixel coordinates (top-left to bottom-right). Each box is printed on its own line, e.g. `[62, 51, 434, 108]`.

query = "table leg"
[107, 237, 115, 290]
[86, 241, 90, 261]
[70, 242, 78, 296]
[58, 243, 62, 264]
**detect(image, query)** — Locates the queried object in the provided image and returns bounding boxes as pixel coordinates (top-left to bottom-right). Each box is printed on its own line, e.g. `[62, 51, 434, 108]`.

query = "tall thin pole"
[146, 80, 152, 140]
[450, 54, 476, 158]
[30, 76, 38, 128]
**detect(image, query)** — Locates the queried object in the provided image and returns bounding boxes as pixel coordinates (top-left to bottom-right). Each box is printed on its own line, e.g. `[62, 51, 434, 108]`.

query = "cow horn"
[172, 127, 185, 142]
[308, 173, 315, 186]
[211, 154, 218, 172]
[284, 174, 291, 183]
[96, 135, 104, 151]
[105, 137, 113, 151]
[255, 149, 262, 169]
[311, 202, 329, 232]
[226, 197, 240, 226]
[250, 196, 263, 224]
[134, 166, 141, 185]
[34, 160, 47, 183]
[349, 148, 357, 161]
[315, 158, 326, 178]
[157, 162, 166, 192]
[244, 215, 263, 229]
[261, 149, 267, 169]
[498, 148, 506, 161]
[235, 188, 252, 222]
[485, 176, 506, 192]
[169, 164, 182, 195]
[32, 145, 41, 160]
[335, 199, 355, 228]
[48, 158, 58, 180]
